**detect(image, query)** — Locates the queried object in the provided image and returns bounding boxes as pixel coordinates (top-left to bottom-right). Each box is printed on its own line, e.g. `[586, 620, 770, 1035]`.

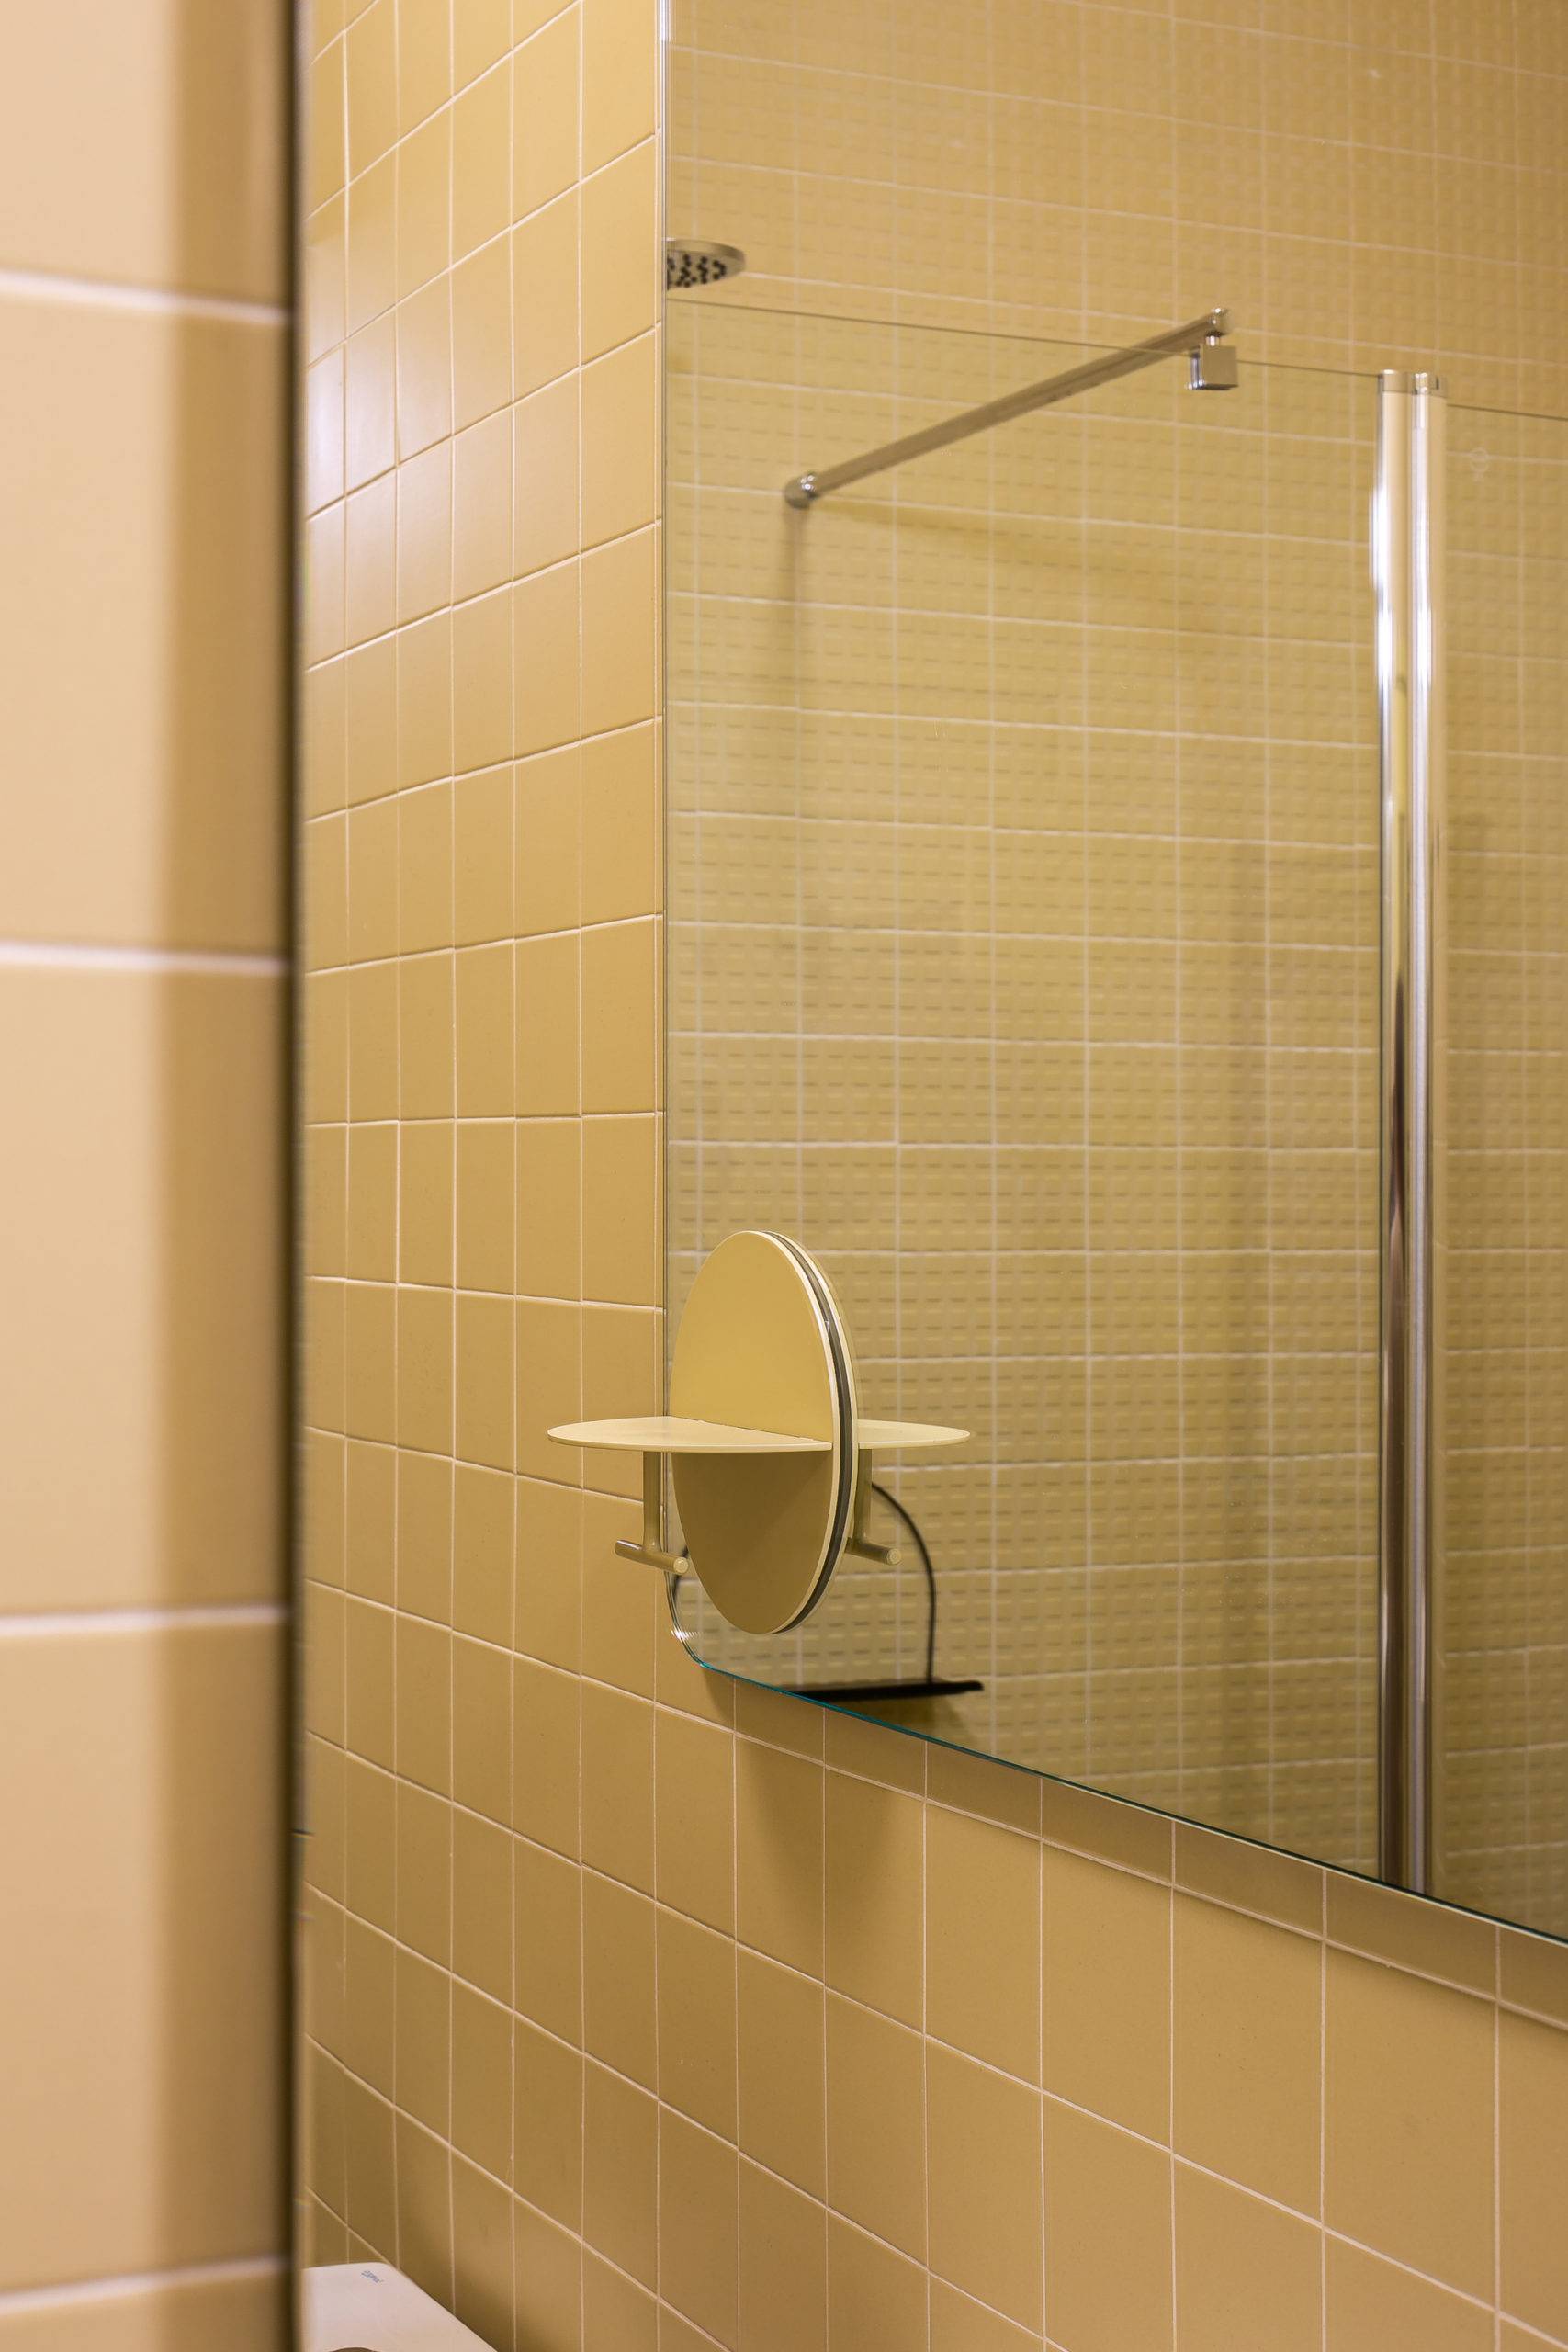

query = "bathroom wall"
[0, 2, 290, 2345]
[299, 1, 1568, 2347]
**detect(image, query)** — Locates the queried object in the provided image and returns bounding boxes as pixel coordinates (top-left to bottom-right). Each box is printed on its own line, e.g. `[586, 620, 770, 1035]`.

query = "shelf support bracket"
[614, 1450, 687, 1576]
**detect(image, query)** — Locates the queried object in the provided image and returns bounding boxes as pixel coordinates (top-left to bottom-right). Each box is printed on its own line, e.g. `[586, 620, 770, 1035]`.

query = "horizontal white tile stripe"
[0, 1601, 288, 1639]
[0, 2254, 288, 2317]
[0, 264, 288, 327]
[0, 941, 288, 978]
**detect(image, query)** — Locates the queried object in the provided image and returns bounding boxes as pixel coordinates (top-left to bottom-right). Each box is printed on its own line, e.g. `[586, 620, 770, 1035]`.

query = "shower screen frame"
[1373, 372, 1448, 1900]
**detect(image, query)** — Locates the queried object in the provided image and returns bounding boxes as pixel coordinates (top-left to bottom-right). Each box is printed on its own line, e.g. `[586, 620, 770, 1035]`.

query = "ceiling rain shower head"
[666, 238, 747, 290]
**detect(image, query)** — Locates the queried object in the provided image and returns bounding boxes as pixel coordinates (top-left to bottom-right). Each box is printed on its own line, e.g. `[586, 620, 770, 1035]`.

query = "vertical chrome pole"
[1374, 372, 1446, 1895]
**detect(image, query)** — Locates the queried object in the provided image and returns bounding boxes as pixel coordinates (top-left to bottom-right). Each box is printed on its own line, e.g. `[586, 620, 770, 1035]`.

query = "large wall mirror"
[659, 2, 1568, 1944]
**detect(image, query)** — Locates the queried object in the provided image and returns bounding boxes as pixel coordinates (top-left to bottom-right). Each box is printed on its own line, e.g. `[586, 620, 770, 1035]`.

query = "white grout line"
[0, 263, 288, 327]
[0, 2254, 288, 2316]
[0, 1601, 288, 1639]
[0, 941, 288, 978]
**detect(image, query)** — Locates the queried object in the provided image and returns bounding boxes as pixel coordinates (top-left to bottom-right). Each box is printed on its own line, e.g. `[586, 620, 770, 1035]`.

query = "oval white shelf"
[859, 1419, 970, 1451]
[548, 1414, 832, 1455]
[547, 1233, 973, 1630]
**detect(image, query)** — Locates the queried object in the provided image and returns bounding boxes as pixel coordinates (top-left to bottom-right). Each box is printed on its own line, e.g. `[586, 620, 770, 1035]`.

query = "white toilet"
[302, 2266, 497, 2352]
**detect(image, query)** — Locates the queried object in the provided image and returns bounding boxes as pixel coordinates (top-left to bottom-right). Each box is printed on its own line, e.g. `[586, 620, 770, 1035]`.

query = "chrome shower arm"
[783, 307, 1235, 508]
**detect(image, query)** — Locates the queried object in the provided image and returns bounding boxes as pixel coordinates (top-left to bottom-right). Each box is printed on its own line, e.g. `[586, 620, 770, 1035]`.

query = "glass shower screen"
[665, 301, 1388, 1886]
[1438, 401, 1568, 1937]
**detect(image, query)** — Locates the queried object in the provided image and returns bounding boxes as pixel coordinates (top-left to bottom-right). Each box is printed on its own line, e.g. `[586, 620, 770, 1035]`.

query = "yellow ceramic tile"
[926, 1804, 1041, 2079]
[397, 109, 451, 298]
[1500, 2007, 1568, 2336]
[582, 1115, 660, 1304]
[395, 279, 453, 457]
[1174, 1894, 1323, 2212]
[344, 0, 395, 173]
[581, 141, 659, 358]
[657, 1905, 739, 2137]
[515, 560, 584, 754]
[453, 64, 510, 259]
[342, 1909, 395, 2097]
[1325, 1950, 1495, 2298]
[518, 745, 585, 935]
[926, 2042, 1043, 2332]
[736, 1738, 825, 1975]
[583, 0, 658, 170]
[452, 2153, 515, 2346]
[453, 413, 513, 606]
[1175, 1826, 1324, 1935]
[581, 334, 658, 548]
[655, 1707, 736, 1932]
[1325, 2237, 1493, 2352]
[395, 2111, 451, 2301]
[518, 1115, 583, 1297]
[515, 374, 581, 578]
[0, 299, 287, 950]
[739, 2161, 829, 2352]
[454, 0, 510, 85]
[1330, 1871, 1498, 1995]
[737, 1949, 826, 2197]
[583, 2059, 659, 2288]
[453, 588, 514, 777]
[394, 1943, 451, 2138]
[1175, 2165, 1323, 2352]
[827, 2216, 929, 2352]
[582, 722, 660, 923]
[0, 1623, 283, 2290]
[1043, 2100, 1174, 2352]
[581, 920, 659, 1112]
[397, 614, 454, 786]
[660, 2109, 740, 2345]
[515, 13, 581, 218]
[453, 1630, 513, 1820]
[0, 0, 288, 297]
[454, 1804, 513, 2002]
[583, 1875, 657, 2089]
[582, 1682, 656, 1893]
[455, 1121, 515, 1295]
[455, 1286, 515, 1469]
[396, 1783, 453, 1968]
[516, 2199, 589, 2352]
[1043, 1845, 1171, 2139]
[513, 190, 581, 395]
[825, 1992, 926, 2261]
[452, 233, 513, 429]
[581, 526, 658, 735]
[513, 1657, 581, 1859]
[824, 1769, 924, 2030]
[451, 1977, 513, 2180]
[0, 968, 283, 1612]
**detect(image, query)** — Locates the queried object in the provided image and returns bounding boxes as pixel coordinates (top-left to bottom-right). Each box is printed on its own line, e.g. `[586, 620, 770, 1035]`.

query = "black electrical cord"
[871, 1479, 938, 1686]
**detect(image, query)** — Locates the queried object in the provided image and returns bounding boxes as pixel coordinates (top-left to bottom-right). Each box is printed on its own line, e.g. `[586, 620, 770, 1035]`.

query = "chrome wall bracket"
[784, 307, 1235, 508]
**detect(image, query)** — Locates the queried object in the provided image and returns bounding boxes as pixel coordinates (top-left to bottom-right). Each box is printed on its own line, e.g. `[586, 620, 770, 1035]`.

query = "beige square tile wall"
[667, 302, 1383, 1874]
[665, 0, 1568, 1928]
[0, 0, 290, 2343]
[299, 0, 1568, 2346]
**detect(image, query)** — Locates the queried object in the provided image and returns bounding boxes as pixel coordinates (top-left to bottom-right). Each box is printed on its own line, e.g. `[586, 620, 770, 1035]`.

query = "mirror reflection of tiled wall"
[667, 0, 1568, 1927]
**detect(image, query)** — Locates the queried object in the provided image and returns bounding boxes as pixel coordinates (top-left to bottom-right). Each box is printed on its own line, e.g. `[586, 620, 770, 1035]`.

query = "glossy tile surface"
[297, 4, 1568, 2348]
